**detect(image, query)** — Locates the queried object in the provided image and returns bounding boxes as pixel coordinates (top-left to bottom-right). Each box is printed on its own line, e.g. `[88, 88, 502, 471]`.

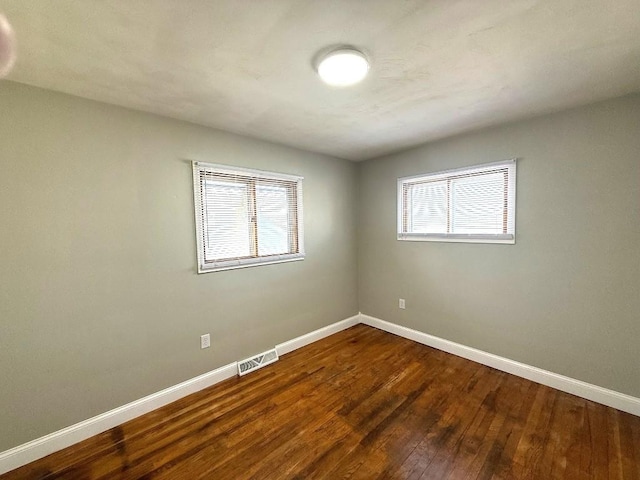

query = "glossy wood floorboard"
[3, 324, 640, 480]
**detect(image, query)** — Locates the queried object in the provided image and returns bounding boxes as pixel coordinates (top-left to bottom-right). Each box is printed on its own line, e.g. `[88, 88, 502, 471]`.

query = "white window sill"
[198, 254, 305, 274]
[397, 234, 515, 244]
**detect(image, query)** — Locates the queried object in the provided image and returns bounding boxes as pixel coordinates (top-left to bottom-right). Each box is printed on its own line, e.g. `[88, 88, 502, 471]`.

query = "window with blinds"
[398, 159, 516, 244]
[192, 162, 304, 273]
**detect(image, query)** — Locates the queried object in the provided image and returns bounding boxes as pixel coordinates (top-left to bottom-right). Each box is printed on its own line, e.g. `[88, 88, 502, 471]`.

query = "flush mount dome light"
[317, 49, 369, 87]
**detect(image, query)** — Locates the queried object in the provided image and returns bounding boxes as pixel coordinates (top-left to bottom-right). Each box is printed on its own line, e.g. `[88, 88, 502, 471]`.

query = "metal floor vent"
[237, 348, 279, 376]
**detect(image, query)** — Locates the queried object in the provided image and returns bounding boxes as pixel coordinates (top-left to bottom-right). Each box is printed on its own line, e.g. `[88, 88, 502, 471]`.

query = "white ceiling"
[2, 0, 640, 160]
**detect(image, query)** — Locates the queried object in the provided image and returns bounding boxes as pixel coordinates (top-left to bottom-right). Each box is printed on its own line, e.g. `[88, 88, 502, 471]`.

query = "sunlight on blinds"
[409, 180, 448, 234]
[398, 159, 516, 244]
[450, 172, 505, 234]
[256, 184, 290, 256]
[193, 162, 304, 272]
[202, 180, 251, 262]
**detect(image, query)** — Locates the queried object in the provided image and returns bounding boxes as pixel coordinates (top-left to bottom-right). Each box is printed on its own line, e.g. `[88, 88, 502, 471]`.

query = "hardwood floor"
[3, 324, 640, 479]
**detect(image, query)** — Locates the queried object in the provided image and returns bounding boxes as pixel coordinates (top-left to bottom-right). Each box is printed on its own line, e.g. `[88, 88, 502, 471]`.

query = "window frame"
[397, 159, 517, 244]
[192, 162, 305, 273]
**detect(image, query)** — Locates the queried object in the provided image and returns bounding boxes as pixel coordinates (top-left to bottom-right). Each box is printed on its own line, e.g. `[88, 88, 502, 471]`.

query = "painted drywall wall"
[358, 94, 640, 398]
[0, 82, 359, 451]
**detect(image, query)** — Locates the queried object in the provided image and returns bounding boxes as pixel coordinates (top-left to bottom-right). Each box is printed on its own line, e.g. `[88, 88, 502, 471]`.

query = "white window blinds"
[398, 159, 516, 244]
[193, 162, 304, 273]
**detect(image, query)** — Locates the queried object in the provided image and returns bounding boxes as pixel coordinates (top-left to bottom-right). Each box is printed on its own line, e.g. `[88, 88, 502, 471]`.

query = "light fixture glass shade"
[317, 49, 369, 87]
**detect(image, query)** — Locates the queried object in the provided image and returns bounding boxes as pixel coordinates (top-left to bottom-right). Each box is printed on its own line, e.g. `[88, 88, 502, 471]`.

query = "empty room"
[0, 1, 639, 479]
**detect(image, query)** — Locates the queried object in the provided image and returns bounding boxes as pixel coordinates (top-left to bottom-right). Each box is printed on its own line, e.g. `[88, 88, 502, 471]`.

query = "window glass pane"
[450, 172, 504, 234]
[202, 180, 251, 261]
[256, 184, 290, 256]
[193, 162, 304, 272]
[397, 160, 515, 243]
[410, 181, 448, 233]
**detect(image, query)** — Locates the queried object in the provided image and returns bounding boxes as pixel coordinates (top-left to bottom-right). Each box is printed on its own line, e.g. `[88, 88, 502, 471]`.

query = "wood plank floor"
[3, 324, 640, 479]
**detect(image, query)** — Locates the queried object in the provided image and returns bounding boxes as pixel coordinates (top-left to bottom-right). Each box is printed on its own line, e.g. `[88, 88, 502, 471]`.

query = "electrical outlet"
[200, 333, 211, 349]
[399, 298, 406, 309]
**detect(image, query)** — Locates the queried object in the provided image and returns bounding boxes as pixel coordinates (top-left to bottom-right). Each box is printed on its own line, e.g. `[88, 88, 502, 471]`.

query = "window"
[398, 159, 516, 244]
[192, 162, 304, 272]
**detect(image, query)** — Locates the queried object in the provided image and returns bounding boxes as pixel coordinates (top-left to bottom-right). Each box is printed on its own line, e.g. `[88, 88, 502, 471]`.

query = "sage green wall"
[2, 81, 639, 454]
[0, 82, 359, 451]
[358, 94, 640, 398]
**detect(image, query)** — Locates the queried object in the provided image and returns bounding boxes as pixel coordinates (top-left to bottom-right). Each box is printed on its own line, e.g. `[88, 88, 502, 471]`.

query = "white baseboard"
[275, 314, 360, 356]
[4, 311, 637, 475]
[0, 314, 360, 475]
[360, 313, 640, 417]
[0, 362, 238, 475]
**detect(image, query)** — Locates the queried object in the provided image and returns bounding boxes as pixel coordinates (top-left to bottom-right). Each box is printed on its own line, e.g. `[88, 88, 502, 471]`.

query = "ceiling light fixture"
[317, 48, 369, 87]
